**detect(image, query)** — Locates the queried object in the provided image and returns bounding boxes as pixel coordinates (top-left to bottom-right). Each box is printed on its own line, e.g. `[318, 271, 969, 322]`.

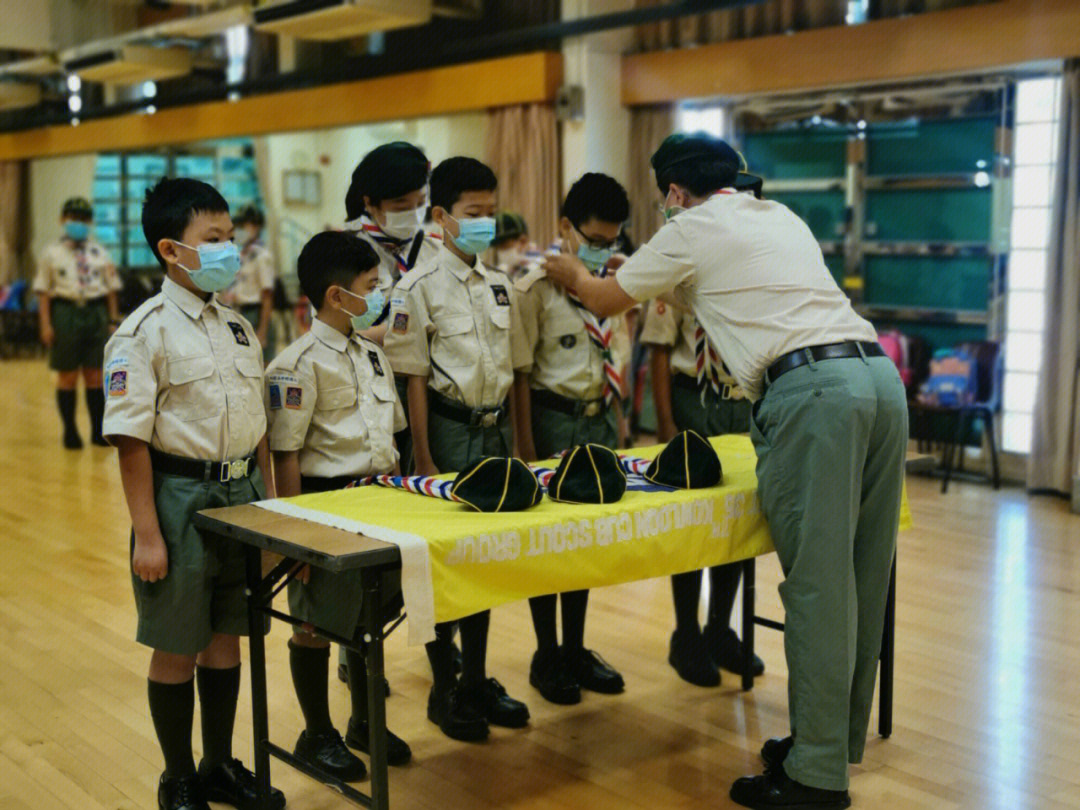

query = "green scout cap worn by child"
[645, 430, 723, 489]
[450, 457, 543, 512]
[62, 197, 93, 218]
[548, 444, 627, 505]
[495, 211, 528, 242]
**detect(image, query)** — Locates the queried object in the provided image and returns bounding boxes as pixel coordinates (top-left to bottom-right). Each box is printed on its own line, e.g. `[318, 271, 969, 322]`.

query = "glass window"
[1006, 290, 1045, 332]
[1009, 206, 1051, 249]
[1004, 331, 1044, 374]
[1015, 77, 1060, 124]
[1008, 249, 1048, 291]
[1002, 371, 1038, 412]
[1010, 165, 1054, 207]
[1013, 123, 1057, 166]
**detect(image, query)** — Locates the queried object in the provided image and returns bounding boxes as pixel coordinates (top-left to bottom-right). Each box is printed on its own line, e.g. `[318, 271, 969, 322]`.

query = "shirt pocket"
[316, 385, 359, 411]
[234, 355, 266, 416]
[433, 312, 476, 368]
[163, 355, 221, 422]
[547, 316, 586, 352]
[490, 306, 511, 331]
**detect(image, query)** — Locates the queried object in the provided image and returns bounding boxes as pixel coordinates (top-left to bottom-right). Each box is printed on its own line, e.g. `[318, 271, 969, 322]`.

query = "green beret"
[451, 457, 543, 512]
[548, 444, 627, 505]
[646, 430, 723, 489]
[495, 211, 528, 242]
[650, 131, 740, 176]
[62, 197, 93, 218]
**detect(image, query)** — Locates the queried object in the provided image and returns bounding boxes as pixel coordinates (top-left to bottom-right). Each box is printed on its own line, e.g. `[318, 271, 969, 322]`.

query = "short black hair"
[142, 177, 229, 268]
[345, 141, 430, 220]
[655, 158, 739, 197]
[234, 204, 265, 228]
[430, 157, 497, 212]
[297, 231, 379, 310]
[561, 173, 630, 229]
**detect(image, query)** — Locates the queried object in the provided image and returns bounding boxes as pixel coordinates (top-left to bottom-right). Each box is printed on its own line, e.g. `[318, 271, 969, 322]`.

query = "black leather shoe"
[63, 428, 83, 450]
[294, 729, 366, 782]
[345, 718, 412, 766]
[529, 648, 580, 705]
[90, 432, 109, 447]
[158, 773, 209, 810]
[339, 662, 391, 696]
[463, 678, 529, 728]
[668, 630, 720, 687]
[198, 758, 286, 810]
[565, 647, 624, 694]
[761, 736, 794, 771]
[730, 768, 850, 810]
[709, 625, 766, 677]
[427, 684, 489, 742]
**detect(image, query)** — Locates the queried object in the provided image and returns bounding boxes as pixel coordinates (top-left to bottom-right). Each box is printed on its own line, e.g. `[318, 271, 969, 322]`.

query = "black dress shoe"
[668, 630, 720, 687]
[730, 768, 850, 810]
[158, 773, 209, 810]
[529, 647, 580, 705]
[294, 729, 366, 782]
[708, 625, 766, 676]
[345, 718, 412, 766]
[63, 428, 83, 450]
[761, 736, 794, 771]
[461, 678, 529, 728]
[427, 684, 489, 742]
[339, 662, 391, 696]
[198, 758, 286, 810]
[564, 647, 625, 694]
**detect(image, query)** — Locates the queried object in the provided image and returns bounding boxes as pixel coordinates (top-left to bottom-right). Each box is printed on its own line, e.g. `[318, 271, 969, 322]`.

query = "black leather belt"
[150, 449, 256, 483]
[428, 389, 507, 428]
[531, 387, 606, 418]
[764, 341, 885, 391]
[672, 373, 746, 400]
[300, 474, 357, 493]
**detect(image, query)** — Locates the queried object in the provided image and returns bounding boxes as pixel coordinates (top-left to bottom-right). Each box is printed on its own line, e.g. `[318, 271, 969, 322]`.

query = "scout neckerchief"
[359, 474, 460, 502]
[564, 264, 622, 405]
[73, 241, 91, 298]
[690, 189, 740, 399]
[352, 214, 432, 277]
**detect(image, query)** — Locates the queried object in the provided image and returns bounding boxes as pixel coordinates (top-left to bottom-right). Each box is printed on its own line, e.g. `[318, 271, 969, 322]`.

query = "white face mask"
[379, 206, 425, 241]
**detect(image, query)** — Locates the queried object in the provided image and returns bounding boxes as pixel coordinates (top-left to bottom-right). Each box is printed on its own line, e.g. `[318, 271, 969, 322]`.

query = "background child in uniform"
[102, 178, 284, 810]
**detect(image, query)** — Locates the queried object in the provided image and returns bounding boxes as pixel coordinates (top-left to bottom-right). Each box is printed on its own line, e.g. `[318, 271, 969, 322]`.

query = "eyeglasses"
[572, 225, 617, 251]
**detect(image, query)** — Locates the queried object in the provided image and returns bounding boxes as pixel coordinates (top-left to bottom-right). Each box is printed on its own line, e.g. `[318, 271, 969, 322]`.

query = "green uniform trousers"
[50, 298, 108, 371]
[750, 355, 906, 791]
[531, 396, 617, 460]
[428, 408, 512, 474]
[132, 468, 266, 656]
[669, 379, 752, 437]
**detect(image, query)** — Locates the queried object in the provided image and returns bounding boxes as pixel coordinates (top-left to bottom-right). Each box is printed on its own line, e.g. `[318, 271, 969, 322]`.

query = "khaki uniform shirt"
[102, 276, 266, 460]
[33, 237, 121, 302]
[225, 240, 275, 306]
[512, 264, 628, 401]
[384, 245, 520, 409]
[640, 299, 741, 388]
[265, 318, 406, 478]
[616, 191, 877, 400]
[353, 229, 442, 299]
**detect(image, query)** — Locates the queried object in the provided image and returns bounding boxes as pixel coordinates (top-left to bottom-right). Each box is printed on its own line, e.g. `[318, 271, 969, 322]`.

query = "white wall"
[29, 154, 97, 261]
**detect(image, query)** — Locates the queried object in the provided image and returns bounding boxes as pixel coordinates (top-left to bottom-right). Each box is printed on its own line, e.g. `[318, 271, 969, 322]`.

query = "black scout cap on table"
[548, 444, 627, 505]
[646, 430, 723, 489]
[450, 457, 543, 513]
[650, 132, 741, 176]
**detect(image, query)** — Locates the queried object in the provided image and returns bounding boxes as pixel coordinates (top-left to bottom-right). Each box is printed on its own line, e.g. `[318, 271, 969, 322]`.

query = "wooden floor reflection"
[0, 359, 1077, 810]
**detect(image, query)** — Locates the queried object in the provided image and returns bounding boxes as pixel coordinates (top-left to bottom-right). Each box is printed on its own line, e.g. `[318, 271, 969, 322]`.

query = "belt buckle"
[583, 401, 601, 417]
[480, 411, 499, 428]
[720, 384, 732, 401]
[220, 459, 248, 483]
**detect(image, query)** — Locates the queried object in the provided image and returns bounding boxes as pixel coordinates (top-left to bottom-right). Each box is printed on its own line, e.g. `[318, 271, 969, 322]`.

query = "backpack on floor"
[918, 348, 978, 407]
[877, 331, 913, 388]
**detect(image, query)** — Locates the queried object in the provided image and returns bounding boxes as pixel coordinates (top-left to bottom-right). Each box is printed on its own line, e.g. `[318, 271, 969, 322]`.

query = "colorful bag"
[918, 348, 978, 407]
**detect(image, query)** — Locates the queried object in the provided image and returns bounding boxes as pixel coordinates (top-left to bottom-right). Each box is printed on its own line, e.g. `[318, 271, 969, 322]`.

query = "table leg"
[362, 568, 389, 810]
[741, 558, 756, 692]
[244, 545, 272, 809]
[879, 555, 896, 739]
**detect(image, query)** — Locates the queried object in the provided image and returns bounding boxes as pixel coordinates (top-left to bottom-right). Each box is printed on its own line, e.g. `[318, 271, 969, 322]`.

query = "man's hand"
[132, 532, 169, 582]
[542, 253, 590, 291]
[40, 325, 55, 348]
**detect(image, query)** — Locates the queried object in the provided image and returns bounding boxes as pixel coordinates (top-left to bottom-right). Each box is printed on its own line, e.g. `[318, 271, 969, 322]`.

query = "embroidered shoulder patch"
[392, 311, 409, 334]
[491, 284, 510, 306]
[285, 386, 303, 409]
[108, 370, 127, 397]
[268, 384, 282, 410]
[228, 321, 250, 346]
[368, 350, 385, 377]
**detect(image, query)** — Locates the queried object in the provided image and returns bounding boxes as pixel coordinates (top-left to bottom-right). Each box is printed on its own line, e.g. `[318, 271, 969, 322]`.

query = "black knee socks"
[560, 590, 589, 652]
[458, 611, 490, 687]
[706, 564, 742, 631]
[148, 678, 196, 779]
[289, 641, 334, 735]
[425, 622, 457, 692]
[56, 390, 78, 436]
[86, 387, 105, 440]
[344, 647, 368, 724]
[529, 595, 558, 653]
[196, 665, 240, 768]
[671, 570, 704, 635]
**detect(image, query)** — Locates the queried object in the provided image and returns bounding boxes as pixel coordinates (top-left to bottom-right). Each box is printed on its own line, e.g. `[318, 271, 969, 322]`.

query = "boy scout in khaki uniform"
[384, 156, 529, 743]
[102, 178, 285, 810]
[640, 299, 764, 688]
[35, 196, 122, 448]
[266, 231, 411, 777]
[225, 205, 276, 362]
[512, 173, 631, 706]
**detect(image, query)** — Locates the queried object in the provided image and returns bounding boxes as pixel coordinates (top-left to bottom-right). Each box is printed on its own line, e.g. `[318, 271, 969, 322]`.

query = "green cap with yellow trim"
[548, 444, 627, 505]
[450, 456, 543, 512]
[61, 197, 93, 219]
[645, 430, 723, 489]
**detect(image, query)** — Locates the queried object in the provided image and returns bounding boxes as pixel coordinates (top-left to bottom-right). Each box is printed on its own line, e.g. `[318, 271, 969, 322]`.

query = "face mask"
[173, 240, 241, 293]
[447, 215, 496, 255]
[662, 188, 688, 222]
[577, 243, 614, 274]
[339, 287, 385, 333]
[64, 221, 90, 241]
[380, 207, 426, 241]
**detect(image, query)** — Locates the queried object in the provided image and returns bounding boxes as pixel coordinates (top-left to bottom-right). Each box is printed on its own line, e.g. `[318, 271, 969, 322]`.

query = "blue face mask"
[173, 240, 242, 293]
[448, 215, 496, 255]
[577, 243, 614, 274]
[340, 287, 385, 333]
[64, 221, 90, 242]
